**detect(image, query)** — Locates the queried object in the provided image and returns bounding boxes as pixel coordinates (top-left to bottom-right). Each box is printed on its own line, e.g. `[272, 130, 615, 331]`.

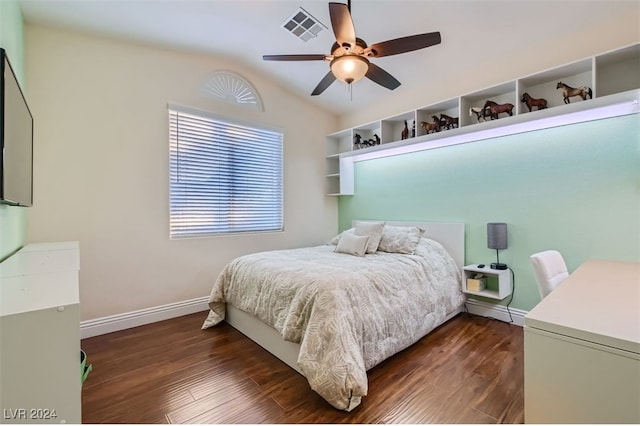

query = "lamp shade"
[487, 223, 508, 250]
[330, 55, 369, 84]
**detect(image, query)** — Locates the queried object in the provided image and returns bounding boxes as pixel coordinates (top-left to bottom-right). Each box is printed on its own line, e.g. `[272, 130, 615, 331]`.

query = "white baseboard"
[80, 295, 527, 339]
[80, 296, 210, 339]
[464, 298, 527, 326]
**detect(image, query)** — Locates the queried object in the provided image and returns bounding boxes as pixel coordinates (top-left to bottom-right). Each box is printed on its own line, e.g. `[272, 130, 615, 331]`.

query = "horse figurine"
[520, 92, 548, 112]
[469, 106, 491, 123]
[369, 133, 381, 146]
[401, 120, 409, 140]
[354, 133, 364, 149]
[483, 100, 514, 120]
[420, 117, 441, 134]
[440, 114, 458, 130]
[556, 82, 592, 104]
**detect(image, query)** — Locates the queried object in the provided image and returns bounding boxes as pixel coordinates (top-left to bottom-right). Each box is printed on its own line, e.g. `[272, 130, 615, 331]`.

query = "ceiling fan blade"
[329, 2, 356, 48]
[365, 63, 401, 90]
[311, 71, 337, 96]
[263, 54, 328, 61]
[367, 32, 441, 58]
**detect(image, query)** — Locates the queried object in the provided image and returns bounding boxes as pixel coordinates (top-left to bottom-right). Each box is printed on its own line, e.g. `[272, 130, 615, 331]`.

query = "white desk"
[524, 260, 640, 423]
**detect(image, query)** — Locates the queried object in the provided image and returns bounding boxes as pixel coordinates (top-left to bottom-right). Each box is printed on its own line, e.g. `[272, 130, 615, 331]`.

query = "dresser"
[0, 242, 81, 424]
[524, 260, 640, 423]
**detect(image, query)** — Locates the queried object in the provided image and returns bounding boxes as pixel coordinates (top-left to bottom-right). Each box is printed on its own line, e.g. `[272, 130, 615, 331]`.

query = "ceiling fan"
[263, 1, 441, 96]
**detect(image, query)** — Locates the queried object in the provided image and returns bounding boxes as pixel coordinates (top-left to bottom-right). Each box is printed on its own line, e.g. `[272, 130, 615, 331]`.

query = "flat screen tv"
[0, 48, 33, 207]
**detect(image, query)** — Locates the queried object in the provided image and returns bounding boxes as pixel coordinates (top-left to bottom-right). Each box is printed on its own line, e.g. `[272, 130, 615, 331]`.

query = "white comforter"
[202, 238, 465, 410]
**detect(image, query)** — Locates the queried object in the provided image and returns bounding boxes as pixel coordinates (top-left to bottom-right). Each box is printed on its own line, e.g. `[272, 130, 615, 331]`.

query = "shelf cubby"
[324, 129, 352, 196]
[518, 59, 593, 114]
[461, 81, 517, 126]
[595, 44, 640, 97]
[416, 98, 459, 136]
[325, 174, 341, 196]
[381, 111, 416, 143]
[325, 156, 339, 176]
[352, 121, 381, 147]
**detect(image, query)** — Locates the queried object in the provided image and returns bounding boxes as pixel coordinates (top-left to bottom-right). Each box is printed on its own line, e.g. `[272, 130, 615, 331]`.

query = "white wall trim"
[464, 298, 528, 326]
[80, 296, 210, 339]
[79, 295, 527, 339]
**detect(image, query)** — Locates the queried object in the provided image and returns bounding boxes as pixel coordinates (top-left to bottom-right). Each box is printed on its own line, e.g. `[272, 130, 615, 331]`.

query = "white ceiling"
[18, 0, 640, 115]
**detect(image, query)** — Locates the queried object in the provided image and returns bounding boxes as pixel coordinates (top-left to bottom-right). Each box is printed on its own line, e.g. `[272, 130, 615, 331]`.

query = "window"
[169, 105, 283, 238]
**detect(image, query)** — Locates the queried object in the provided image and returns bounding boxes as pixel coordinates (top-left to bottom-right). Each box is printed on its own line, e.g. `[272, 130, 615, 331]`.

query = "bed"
[202, 221, 466, 411]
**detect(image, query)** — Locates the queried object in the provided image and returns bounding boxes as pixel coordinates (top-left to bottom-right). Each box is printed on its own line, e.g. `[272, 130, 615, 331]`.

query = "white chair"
[530, 250, 569, 299]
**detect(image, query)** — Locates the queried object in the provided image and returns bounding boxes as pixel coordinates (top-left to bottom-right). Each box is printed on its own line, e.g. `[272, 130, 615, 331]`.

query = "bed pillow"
[378, 225, 423, 254]
[354, 221, 385, 254]
[334, 232, 370, 257]
[329, 228, 354, 245]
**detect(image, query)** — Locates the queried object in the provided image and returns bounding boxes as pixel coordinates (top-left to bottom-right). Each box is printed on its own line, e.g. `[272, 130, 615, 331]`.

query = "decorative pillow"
[378, 225, 423, 254]
[329, 228, 354, 245]
[354, 221, 385, 254]
[334, 232, 370, 257]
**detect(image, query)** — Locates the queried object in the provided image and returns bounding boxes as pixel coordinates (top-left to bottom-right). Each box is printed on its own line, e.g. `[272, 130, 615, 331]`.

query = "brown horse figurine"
[401, 120, 409, 140]
[520, 92, 548, 112]
[420, 116, 441, 134]
[556, 82, 592, 104]
[439, 114, 459, 130]
[483, 100, 514, 120]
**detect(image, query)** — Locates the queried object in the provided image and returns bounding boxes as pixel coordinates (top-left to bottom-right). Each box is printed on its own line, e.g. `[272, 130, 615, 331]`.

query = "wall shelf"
[463, 264, 512, 300]
[325, 42, 640, 196]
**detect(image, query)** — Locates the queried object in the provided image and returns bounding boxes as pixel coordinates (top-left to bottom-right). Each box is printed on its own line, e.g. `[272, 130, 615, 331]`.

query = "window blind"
[169, 106, 283, 238]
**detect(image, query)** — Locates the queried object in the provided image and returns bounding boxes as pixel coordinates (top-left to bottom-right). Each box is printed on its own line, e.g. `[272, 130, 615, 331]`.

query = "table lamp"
[487, 222, 508, 270]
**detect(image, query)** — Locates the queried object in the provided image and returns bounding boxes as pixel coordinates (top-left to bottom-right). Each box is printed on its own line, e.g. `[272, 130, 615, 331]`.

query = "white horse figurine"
[469, 106, 491, 123]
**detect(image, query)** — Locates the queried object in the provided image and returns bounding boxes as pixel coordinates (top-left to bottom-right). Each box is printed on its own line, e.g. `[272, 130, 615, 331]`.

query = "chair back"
[530, 250, 569, 299]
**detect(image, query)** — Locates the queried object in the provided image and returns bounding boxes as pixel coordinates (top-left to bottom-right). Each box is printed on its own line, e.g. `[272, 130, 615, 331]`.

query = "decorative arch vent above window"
[202, 70, 264, 112]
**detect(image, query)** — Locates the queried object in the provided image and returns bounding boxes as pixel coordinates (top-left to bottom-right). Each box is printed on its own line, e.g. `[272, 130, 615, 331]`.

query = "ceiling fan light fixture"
[264, 2, 441, 96]
[330, 55, 369, 84]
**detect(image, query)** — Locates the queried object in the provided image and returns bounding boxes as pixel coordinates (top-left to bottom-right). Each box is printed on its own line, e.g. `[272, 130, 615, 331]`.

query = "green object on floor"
[81, 350, 92, 384]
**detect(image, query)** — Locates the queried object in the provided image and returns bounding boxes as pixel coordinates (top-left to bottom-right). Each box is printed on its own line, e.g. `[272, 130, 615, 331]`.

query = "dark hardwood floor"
[81, 311, 524, 424]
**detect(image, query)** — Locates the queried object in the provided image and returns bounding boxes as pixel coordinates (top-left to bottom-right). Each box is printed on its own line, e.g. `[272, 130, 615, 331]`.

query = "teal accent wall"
[0, 0, 27, 261]
[339, 114, 640, 311]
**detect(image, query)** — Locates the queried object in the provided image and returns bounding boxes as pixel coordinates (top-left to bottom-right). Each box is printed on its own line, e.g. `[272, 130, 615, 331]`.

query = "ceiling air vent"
[281, 7, 327, 42]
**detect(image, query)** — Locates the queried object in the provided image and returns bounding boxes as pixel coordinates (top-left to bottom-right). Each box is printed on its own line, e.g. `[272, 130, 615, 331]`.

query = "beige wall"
[25, 25, 338, 321]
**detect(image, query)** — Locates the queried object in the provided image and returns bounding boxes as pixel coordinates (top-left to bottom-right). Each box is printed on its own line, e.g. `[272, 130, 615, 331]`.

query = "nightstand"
[463, 264, 512, 300]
